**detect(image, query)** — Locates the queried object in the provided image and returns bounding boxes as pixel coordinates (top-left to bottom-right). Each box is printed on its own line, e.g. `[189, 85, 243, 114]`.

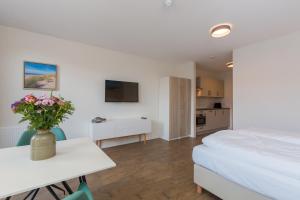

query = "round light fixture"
[226, 61, 233, 68]
[164, 0, 173, 7]
[210, 23, 232, 38]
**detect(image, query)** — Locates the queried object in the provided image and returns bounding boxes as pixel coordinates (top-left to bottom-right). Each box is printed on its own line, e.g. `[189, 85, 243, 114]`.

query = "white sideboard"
[89, 118, 152, 147]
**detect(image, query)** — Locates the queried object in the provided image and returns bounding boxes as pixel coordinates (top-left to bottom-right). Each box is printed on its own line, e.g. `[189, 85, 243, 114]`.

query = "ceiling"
[0, 0, 300, 71]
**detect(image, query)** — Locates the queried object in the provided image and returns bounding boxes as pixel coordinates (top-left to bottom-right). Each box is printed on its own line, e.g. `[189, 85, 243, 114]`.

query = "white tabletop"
[0, 138, 116, 198]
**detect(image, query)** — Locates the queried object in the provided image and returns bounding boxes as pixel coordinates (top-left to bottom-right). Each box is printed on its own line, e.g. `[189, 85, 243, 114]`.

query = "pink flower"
[24, 94, 37, 104]
[51, 96, 60, 103]
[41, 98, 55, 106]
[57, 100, 65, 106]
[34, 100, 42, 106]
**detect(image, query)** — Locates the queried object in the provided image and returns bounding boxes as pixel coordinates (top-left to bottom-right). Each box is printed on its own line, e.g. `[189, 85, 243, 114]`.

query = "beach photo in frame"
[24, 61, 58, 90]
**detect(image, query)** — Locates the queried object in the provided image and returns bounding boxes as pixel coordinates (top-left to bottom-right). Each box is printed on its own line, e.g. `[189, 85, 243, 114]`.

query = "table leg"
[144, 134, 147, 144]
[62, 181, 73, 194]
[46, 186, 60, 200]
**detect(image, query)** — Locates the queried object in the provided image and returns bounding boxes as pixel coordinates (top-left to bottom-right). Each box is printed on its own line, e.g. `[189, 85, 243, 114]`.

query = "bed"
[192, 129, 300, 200]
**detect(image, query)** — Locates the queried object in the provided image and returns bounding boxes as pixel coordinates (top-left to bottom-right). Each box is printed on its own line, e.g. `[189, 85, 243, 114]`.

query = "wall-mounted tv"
[105, 80, 139, 102]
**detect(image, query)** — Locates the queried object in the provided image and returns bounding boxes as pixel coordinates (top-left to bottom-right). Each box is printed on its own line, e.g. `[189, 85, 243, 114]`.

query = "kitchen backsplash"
[196, 97, 226, 108]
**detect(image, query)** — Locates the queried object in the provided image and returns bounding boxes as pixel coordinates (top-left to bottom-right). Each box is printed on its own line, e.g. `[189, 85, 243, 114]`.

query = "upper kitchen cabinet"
[196, 77, 224, 98]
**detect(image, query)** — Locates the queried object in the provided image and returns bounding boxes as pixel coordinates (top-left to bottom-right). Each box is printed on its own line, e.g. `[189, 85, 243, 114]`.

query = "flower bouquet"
[11, 94, 74, 160]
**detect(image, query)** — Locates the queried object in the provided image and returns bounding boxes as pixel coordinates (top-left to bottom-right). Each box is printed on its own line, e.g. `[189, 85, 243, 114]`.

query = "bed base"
[194, 164, 271, 200]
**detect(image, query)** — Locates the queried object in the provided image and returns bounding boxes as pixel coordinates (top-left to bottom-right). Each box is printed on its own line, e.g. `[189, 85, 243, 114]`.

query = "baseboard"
[161, 135, 190, 141]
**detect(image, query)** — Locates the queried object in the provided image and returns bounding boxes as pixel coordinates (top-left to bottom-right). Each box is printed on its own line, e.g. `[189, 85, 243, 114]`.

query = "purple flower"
[11, 101, 22, 113]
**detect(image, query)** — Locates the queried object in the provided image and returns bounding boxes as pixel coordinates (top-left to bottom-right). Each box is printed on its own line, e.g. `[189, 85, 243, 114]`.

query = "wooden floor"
[10, 135, 220, 200]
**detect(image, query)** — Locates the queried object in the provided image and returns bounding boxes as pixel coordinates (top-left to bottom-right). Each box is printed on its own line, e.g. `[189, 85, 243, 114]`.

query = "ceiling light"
[226, 61, 233, 68]
[164, 0, 173, 7]
[210, 23, 232, 38]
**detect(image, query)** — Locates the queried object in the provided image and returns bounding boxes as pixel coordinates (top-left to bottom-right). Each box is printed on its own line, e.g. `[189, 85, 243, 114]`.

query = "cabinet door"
[201, 78, 213, 97]
[217, 109, 230, 128]
[216, 80, 224, 97]
[170, 77, 181, 139]
[199, 78, 224, 97]
[204, 110, 215, 131]
[179, 78, 191, 137]
[213, 110, 222, 129]
[169, 77, 191, 139]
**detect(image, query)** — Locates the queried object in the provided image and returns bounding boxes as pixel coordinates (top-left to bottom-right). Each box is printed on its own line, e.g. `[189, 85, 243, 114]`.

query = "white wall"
[233, 31, 300, 131]
[0, 26, 195, 148]
[220, 71, 233, 129]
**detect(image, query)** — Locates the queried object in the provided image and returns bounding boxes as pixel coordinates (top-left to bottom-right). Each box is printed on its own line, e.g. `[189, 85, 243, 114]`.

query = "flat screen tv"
[105, 80, 139, 102]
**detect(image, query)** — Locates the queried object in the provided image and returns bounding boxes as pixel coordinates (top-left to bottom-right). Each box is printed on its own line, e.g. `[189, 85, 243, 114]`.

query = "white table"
[0, 138, 116, 199]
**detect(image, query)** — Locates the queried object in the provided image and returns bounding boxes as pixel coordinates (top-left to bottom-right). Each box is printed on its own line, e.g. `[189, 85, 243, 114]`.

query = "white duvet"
[238, 128, 300, 145]
[202, 130, 300, 180]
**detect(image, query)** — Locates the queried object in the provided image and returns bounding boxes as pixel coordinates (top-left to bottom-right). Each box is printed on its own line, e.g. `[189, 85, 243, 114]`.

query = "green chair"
[16, 127, 68, 200]
[52, 127, 67, 141]
[16, 129, 36, 146]
[63, 182, 94, 200]
[63, 191, 88, 200]
[16, 127, 67, 146]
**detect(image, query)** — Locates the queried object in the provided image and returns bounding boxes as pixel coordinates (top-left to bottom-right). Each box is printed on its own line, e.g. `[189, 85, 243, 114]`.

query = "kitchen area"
[196, 65, 233, 135]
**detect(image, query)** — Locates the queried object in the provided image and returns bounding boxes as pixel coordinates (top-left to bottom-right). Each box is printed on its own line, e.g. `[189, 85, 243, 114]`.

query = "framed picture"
[24, 61, 58, 90]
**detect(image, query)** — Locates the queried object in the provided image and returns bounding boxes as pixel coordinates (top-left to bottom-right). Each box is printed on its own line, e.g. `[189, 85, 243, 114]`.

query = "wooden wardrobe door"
[169, 77, 180, 140]
[179, 78, 191, 137]
[169, 77, 191, 140]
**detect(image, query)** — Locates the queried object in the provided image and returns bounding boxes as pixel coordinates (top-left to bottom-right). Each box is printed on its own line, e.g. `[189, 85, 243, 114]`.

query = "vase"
[30, 129, 56, 161]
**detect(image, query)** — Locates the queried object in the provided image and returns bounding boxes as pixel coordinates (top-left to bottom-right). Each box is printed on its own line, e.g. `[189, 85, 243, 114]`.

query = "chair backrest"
[63, 191, 89, 200]
[16, 127, 67, 146]
[16, 130, 36, 146]
[51, 127, 67, 141]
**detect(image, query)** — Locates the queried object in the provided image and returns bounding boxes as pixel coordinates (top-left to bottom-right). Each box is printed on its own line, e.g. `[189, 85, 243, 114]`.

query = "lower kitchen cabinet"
[197, 109, 230, 133]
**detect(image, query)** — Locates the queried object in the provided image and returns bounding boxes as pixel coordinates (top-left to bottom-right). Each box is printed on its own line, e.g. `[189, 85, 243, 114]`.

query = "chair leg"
[24, 189, 36, 200]
[30, 189, 40, 200]
[62, 181, 73, 194]
[82, 176, 87, 183]
[46, 186, 60, 200]
[79, 176, 87, 184]
[50, 184, 65, 195]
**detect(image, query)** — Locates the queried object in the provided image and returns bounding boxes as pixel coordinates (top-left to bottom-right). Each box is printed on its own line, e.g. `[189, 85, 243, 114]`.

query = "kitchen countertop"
[196, 108, 230, 110]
